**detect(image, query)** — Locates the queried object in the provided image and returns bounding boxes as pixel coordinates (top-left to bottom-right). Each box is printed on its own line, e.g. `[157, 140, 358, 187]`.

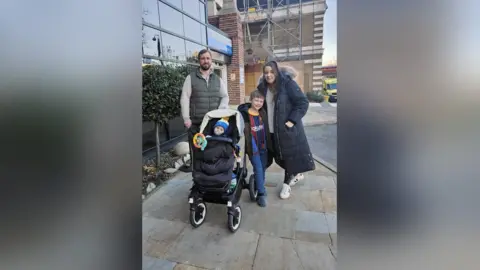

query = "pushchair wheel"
[189, 202, 207, 228]
[248, 174, 258, 201]
[227, 205, 242, 233]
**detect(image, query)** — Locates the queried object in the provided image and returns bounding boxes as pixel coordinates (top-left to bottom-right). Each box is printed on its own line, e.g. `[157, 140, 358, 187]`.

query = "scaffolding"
[241, 0, 305, 62]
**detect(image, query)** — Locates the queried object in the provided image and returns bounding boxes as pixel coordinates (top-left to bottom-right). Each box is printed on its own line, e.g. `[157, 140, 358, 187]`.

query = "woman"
[257, 60, 316, 199]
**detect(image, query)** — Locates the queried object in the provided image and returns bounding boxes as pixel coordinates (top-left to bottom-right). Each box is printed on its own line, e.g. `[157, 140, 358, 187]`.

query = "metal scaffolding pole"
[267, 0, 272, 57]
[241, 0, 309, 62]
[286, 0, 290, 59]
[299, 0, 302, 60]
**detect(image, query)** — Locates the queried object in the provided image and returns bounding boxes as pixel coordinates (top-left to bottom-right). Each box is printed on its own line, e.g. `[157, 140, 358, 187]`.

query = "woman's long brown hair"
[263, 62, 279, 99]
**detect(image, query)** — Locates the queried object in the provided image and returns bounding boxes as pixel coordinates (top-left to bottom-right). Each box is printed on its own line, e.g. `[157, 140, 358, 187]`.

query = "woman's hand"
[285, 121, 294, 128]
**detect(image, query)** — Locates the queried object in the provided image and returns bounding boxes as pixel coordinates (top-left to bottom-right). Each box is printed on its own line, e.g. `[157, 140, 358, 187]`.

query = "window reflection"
[182, 0, 200, 20]
[159, 1, 184, 36]
[185, 41, 205, 63]
[199, 2, 206, 23]
[161, 32, 186, 61]
[142, 25, 160, 57]
[183, 15, 202, 44]
[162, 0, 181, 9]
[200, 25, 207, 45]
[142, 0, 160, 26]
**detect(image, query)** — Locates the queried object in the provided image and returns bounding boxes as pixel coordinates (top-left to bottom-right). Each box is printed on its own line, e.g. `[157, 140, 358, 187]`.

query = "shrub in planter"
[306, 90, 324, 103]
[142, 64, 186, 167]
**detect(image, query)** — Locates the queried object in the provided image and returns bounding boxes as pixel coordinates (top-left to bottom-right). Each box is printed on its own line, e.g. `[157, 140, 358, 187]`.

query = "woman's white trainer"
[289, 173, 304, 186]
[280, 183, 291, 199]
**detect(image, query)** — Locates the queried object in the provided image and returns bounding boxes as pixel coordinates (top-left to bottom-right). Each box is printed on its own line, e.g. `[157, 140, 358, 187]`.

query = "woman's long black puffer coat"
[257, 61, 316, 175]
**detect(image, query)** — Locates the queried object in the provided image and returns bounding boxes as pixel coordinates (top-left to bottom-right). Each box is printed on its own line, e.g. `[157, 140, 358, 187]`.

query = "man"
[180, 49, 229, 171]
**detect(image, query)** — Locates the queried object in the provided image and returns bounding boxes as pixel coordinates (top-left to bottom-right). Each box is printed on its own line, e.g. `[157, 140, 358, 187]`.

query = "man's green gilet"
[190, 69, 221, 124]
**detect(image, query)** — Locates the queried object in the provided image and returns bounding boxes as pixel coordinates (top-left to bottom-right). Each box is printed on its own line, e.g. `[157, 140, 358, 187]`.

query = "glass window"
[185, 41, 206, 63]
[142, 0, 160, 26]
[162, 0, 181, 9]
[199, 2, 206, 23]
[182, 0, 200, 20]
[159, 1, 184, 36]
[161, 32, 186, 61]
[142, 26, 160, 57]
[183, 15, 202, 44]
[200, 25, 207, 45]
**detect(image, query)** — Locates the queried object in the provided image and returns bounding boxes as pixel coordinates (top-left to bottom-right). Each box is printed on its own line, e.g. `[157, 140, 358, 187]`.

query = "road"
[305, 103, 337, 168]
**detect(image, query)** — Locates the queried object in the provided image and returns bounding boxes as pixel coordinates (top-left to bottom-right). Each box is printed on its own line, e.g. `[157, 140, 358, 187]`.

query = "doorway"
[214, 68, 221, 77]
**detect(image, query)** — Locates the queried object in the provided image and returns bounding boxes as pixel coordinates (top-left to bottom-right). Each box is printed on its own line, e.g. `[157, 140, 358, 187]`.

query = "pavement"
[305, 102, 337, 126]
[305, 124, 337, 170]
[143, 160, 337, 270]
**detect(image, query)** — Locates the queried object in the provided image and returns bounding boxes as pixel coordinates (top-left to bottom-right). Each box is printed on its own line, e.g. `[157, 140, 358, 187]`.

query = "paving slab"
[330, 234, 337, 248]
[143, 216, 160, 241]
[264, 173, 281, 187]
[240, 203, 297, 239]
[143, 255, 177, 270]
[296, 173, 336, 191]
[321, 189, 337, 213]
[252, 235, 303, 270]
[144, 219, 187, 258]
[145, 198, 191, 223]
[267, 187, 325, 213]
[173, 264, 209, 270]
[163, 224, 259, 270]
[143, 177, 192, 223]
[329, 243, 337, 259]
[293, 240, 336, 270]
[325, 213, 337, 233]
[144, 178, 191, 204]
[201, 203, 231, 229]
[294, 210, 331, 244]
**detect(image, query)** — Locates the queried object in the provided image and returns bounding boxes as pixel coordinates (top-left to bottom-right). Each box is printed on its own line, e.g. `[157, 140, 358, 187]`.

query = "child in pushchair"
[187, 109, 255, 233]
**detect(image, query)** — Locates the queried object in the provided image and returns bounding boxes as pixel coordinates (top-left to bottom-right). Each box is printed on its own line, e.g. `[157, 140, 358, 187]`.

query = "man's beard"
[200, 64, 211, 71]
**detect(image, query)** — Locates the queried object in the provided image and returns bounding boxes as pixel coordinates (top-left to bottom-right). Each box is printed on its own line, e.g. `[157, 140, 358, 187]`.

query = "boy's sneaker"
[289, 173, 304, 186]
[280, 183, 291, 199]
[256, 194, 267, 207]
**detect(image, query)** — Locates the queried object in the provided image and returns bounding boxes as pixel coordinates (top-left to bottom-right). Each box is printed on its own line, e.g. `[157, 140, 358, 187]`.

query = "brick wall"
[209, 13, 245, 105]
[208, 17, 219, 28]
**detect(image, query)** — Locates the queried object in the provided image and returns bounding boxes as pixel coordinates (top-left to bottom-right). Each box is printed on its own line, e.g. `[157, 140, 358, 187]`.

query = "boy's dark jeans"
[250, 149, 268, 195]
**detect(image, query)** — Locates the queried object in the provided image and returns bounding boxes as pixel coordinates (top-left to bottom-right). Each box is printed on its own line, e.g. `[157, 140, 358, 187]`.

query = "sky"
[322, 0, 337, 65]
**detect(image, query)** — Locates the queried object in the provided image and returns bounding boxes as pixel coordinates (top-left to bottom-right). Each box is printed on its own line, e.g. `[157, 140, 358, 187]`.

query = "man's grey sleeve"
[180, 75, 192, 122]
[218, 78, 229, 109]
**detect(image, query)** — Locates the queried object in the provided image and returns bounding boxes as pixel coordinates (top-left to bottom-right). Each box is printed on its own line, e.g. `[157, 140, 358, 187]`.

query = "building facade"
[142, 0, 234, 151]
[236, 0, 327, 93]
[142, 0, 233, 70]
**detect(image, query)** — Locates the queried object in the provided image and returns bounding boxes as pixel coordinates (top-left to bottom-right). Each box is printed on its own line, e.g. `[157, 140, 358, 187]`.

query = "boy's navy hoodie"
[237, 103, 273, 159]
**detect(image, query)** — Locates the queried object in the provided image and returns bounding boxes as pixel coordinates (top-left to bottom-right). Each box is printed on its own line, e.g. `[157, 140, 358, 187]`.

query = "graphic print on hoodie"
[248, 108, 267, 155]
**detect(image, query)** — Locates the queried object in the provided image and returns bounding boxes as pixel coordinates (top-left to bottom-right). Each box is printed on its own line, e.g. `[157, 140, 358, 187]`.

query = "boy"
[237, 90, 272, 207]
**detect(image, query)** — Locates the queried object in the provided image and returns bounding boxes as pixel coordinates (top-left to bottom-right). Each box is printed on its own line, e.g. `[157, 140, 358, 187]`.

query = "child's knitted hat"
[214, 117, 229, 132]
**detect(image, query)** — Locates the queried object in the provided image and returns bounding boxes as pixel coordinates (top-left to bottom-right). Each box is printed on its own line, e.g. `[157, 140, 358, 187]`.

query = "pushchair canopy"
[199, 109, 245, 138]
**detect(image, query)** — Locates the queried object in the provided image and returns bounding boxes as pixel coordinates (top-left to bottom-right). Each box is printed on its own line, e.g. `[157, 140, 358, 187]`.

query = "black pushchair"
[188, 109, 256, 232]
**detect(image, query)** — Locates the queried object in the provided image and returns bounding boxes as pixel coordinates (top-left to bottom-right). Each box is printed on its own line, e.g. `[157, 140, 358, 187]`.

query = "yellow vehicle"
[322, 78, 337, 102]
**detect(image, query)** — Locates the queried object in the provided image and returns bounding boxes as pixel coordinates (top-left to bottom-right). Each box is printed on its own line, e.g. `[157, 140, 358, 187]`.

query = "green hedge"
[306, 90, 324, 103]
[142, 64, 191, 125]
